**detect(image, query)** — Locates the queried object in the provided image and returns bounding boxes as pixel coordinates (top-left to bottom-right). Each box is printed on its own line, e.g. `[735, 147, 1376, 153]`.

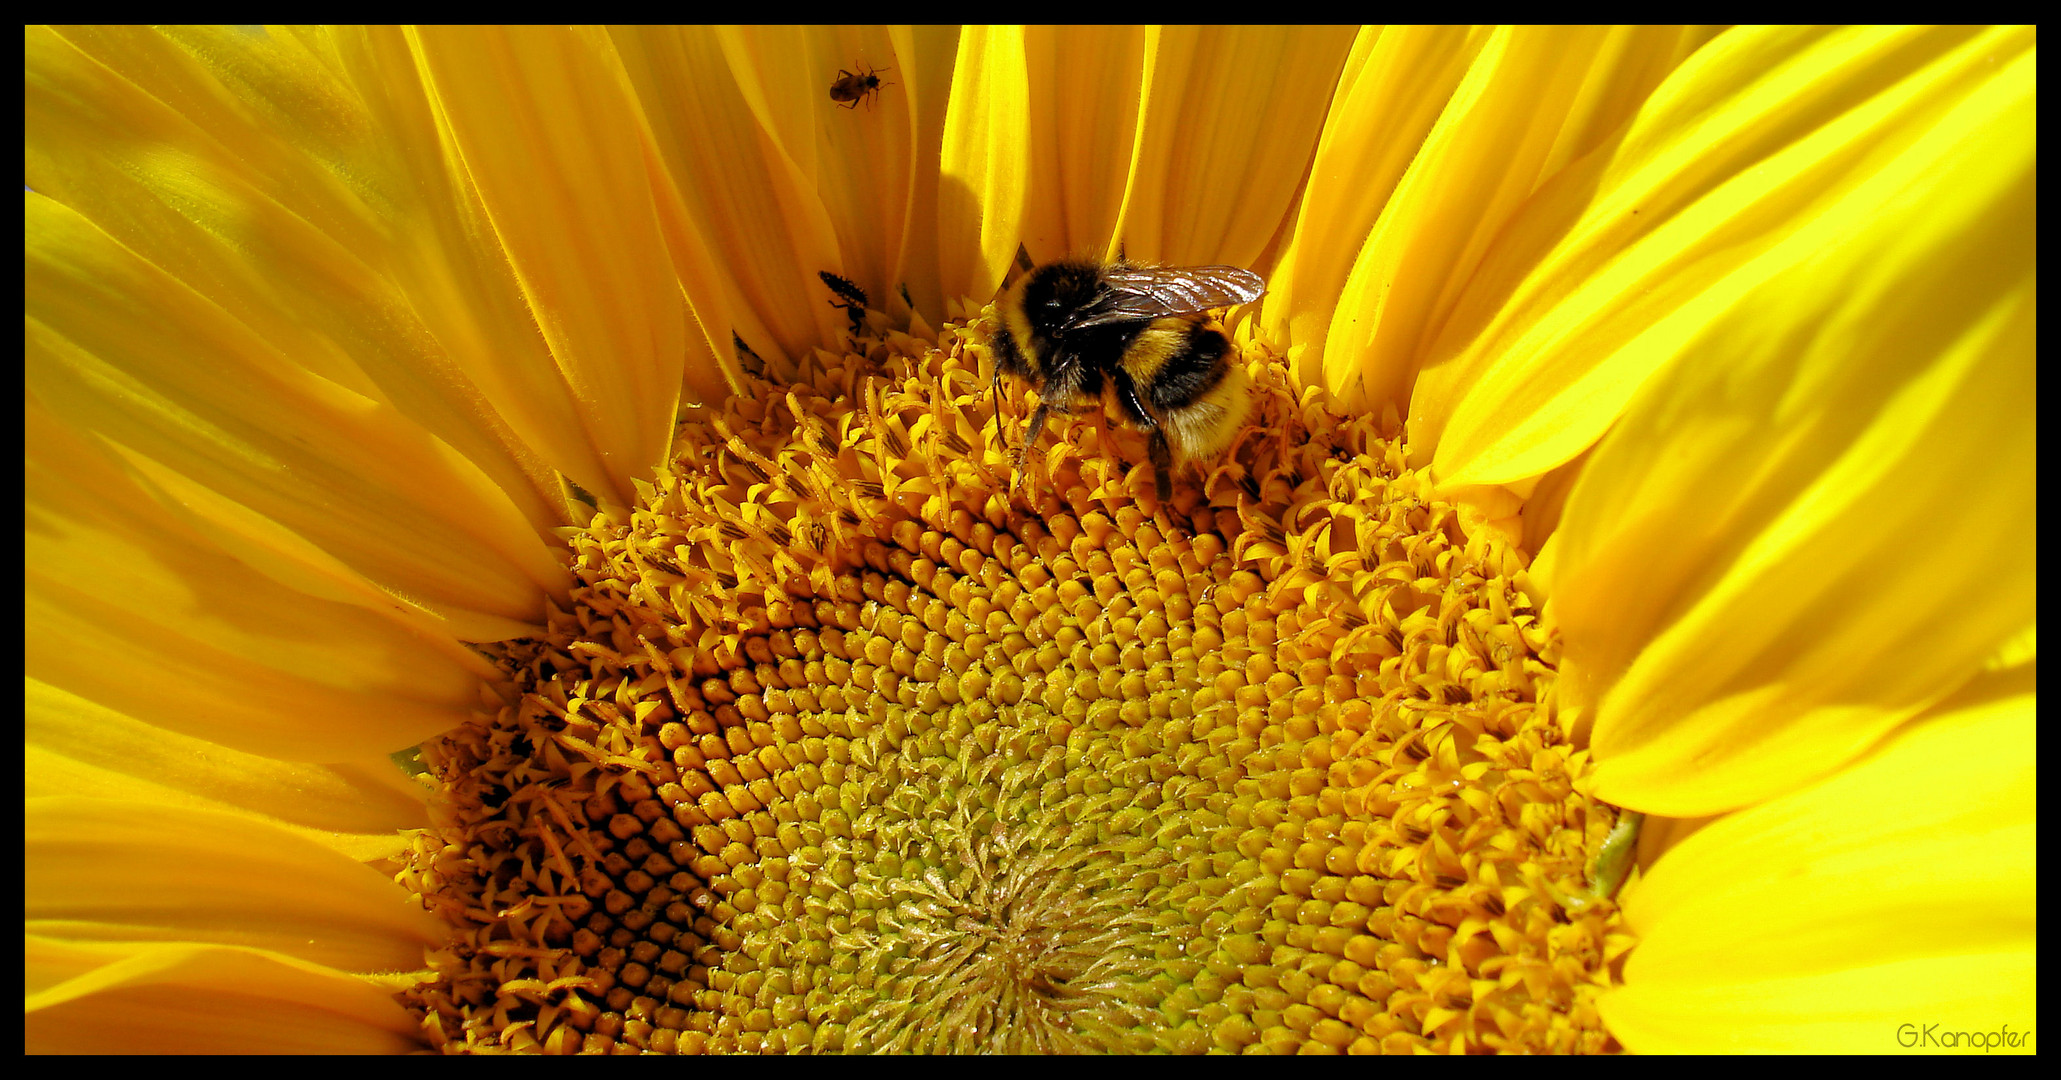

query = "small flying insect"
[829, 64, 893, 110]
[991, 257, 1266, 502]
[818, 271, 870, 337]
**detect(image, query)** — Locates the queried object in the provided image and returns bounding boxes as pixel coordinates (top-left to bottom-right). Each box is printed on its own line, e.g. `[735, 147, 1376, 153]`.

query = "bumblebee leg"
[1014, 401, 1053, 494]
[1110, 366, 1155, 427]
[1021, 400, 1052, 455]
[1108, 366, 1172, 500]
[1022, 395, 1055, 463]
[991, 367, 1009, 452]
[1148, 428, 1174, 503]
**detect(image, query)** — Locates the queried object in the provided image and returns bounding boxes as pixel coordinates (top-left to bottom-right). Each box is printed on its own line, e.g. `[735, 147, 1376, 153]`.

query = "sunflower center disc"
[400, 316, 1631, 1054]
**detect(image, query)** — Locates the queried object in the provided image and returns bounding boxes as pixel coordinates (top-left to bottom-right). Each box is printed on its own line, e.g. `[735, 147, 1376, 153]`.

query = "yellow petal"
[26, 937, 424, 1054]
[411, 26, 688, 507]
[24, 27, 591, 535]
[1114, 26, 1355, 267]
[1310, 27, 1714, 415]
[26, 193, 559, 641]
[1263, 25, 1489, 385]
[1420, 27, 2032, 495]
[1017, 27, 1151, 262]
[25, 679, 427, 860]
[707, 27, 925, 327]
[24, 26, 397, 399]
[1600, 687, 2035, 1053]
[25, 798, 444, 976]
[939, 25, 1030, 303]
[24, 392, 484, 759]
[1546, 41, 2035, 814]
[611, 27, 854, 378]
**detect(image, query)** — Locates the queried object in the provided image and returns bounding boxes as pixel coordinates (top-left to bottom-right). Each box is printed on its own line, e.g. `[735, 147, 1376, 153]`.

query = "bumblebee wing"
[1068, 264, 1266, 328]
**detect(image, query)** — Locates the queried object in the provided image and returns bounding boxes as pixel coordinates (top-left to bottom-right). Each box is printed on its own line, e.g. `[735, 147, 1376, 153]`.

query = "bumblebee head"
[1016, 260, 1106, 338]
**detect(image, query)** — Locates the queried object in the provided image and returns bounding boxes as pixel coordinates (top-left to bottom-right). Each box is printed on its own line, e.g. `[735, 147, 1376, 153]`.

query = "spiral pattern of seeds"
[398, 312, 1631, 1054]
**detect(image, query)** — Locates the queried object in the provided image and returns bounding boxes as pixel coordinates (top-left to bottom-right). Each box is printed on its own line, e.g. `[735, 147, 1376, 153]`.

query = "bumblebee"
[991, 258, 1266, 501]
[828, 64, 892, 110]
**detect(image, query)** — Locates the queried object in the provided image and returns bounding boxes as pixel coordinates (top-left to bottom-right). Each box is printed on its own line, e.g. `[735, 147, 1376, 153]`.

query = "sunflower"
[24, 25, 2034, 1055]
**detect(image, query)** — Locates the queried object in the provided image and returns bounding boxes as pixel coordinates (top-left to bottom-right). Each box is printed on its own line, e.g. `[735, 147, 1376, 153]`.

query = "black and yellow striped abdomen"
[1113, 316, 1249, 465]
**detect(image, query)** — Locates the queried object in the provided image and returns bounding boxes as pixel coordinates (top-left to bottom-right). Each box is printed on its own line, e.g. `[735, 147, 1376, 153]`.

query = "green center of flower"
[399, 315, 1632, 1054]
